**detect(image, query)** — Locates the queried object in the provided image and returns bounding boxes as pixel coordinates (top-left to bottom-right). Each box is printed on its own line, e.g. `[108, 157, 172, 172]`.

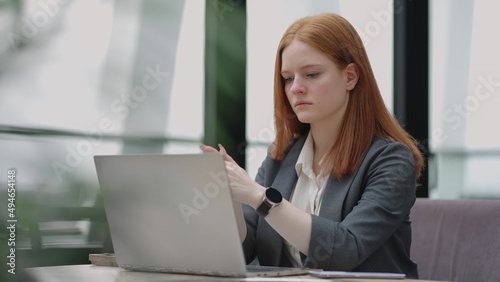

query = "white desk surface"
[24, 264, 438, 282]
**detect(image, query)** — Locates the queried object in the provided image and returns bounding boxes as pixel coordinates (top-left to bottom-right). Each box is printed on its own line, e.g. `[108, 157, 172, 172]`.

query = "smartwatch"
[256, 187, 283, 218]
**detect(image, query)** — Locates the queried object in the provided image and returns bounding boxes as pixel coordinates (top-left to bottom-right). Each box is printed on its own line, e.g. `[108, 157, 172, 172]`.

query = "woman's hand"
[200, 144, 265, 209]
[201, 143, 312, 254]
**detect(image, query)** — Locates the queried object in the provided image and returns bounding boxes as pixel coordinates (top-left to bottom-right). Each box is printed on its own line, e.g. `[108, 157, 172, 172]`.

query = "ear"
[345, 63, 359, 91]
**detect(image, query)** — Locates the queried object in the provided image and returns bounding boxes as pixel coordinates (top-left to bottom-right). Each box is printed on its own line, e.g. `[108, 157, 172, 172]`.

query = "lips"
[294, 100, 312, 107]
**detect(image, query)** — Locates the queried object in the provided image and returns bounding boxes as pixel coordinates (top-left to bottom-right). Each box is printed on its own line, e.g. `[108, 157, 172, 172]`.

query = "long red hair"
[271, 13, 424, 180]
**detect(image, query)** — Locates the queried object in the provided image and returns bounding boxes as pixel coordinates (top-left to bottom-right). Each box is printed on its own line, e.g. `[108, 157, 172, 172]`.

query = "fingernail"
[218, 144, 225, 152]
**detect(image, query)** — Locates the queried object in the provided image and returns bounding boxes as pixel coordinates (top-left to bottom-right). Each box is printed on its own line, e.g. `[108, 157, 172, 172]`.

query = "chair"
[19, 192, 112, 268]
[410, 198, 500, 282]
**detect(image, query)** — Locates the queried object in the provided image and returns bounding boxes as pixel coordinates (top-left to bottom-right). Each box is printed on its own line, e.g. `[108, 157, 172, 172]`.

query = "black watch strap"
[256, 199, 273, 217]
[256, 187, 283, 218]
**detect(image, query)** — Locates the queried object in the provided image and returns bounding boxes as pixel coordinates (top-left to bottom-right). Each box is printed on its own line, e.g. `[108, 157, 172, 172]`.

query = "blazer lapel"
[319, 173, 357, 221]
[319, 138, 374, 221]
[258, 135, 306, 266]
[267, 134, 359, 222]
[271, 136, 306, 200]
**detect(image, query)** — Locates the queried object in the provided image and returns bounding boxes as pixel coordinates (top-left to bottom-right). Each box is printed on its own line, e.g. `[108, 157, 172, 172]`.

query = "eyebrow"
[280, 63, 323, 74]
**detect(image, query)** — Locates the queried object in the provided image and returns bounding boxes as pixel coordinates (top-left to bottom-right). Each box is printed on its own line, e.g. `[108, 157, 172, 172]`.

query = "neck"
[310, 120, 341, 157]
[310, 123, 339, 175]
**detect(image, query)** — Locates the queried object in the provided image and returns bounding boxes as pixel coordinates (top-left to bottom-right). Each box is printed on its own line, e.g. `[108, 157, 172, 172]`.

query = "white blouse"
[284, 131, 329, 267]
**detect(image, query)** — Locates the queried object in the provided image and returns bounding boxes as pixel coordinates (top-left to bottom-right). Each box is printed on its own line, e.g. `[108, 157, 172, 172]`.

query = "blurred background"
[0, 0, 499, 279]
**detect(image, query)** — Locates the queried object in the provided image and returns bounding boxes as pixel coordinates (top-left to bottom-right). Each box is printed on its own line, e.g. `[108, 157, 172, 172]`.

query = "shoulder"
[364, 137, 415, 166]
[358, 137, 417, 190]
[349, 137, 417, 190]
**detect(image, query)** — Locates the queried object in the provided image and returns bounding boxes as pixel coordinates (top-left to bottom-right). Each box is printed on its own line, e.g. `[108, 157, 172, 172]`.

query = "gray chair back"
[411, 198, 500, 282]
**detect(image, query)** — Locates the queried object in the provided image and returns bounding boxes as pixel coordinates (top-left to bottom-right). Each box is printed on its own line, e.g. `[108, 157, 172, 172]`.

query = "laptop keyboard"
[246, 265, 307, 274]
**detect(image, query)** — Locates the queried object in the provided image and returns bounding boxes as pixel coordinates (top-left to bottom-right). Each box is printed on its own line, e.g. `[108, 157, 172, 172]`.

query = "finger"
[200, 144, 218, 153]
[218, 144, 227, 154]
[224, 160, 237, 171]
[218, 144, 236, 163]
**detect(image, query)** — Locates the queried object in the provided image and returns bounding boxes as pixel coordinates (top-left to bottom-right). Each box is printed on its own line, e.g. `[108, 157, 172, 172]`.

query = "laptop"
[94, 153, 309, 277]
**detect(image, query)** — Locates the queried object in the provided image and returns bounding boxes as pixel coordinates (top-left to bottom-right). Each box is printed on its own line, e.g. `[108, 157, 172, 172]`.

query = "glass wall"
[430, 0, 500, 198]
[0, 0, 204, 262]
[0, 0, 204, 192]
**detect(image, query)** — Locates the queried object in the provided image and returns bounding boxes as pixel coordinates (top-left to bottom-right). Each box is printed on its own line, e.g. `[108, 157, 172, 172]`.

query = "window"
[0, 0, 205, 251]
[430, 0, 500, 198]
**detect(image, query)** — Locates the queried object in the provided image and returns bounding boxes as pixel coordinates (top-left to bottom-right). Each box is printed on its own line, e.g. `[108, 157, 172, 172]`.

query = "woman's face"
[281, 40, 357, 128]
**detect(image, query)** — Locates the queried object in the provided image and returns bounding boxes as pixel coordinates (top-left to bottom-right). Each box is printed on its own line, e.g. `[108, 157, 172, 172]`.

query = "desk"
[24, 264, 443, 282]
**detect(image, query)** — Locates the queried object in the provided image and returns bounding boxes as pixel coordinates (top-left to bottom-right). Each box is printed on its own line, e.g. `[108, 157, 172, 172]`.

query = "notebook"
[93, 153, 309, 277]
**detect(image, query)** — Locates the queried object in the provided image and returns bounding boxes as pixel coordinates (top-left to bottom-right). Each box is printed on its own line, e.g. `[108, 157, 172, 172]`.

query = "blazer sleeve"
[241, 153, 277, 263]
[305, 140, 417, 271]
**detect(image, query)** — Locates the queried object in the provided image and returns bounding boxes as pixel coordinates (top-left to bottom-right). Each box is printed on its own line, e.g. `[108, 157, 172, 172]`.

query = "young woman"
[201, 12, 424, 279]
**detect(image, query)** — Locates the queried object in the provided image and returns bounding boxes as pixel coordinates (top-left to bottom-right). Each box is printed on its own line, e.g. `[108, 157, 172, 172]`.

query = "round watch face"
[266, 188, 283, 204]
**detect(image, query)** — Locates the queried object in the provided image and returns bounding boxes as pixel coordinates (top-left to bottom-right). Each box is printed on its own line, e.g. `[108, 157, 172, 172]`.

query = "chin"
[296, 115, 315, 124]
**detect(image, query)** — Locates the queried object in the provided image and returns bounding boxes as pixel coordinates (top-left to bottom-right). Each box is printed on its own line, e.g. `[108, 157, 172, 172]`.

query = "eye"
[307, 72, 319, 78]
[282, 76, 293, 83]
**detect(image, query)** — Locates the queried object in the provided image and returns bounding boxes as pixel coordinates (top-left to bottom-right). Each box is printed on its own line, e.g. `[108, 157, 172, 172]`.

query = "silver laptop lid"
[94, 153, 248, 276]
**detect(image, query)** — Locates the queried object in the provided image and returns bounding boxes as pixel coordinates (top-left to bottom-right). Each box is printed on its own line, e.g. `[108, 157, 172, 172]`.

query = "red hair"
[271, 13, 424, 181]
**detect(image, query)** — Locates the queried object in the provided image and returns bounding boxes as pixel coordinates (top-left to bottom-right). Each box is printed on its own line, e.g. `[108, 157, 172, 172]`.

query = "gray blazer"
[242, 135, 419, 279]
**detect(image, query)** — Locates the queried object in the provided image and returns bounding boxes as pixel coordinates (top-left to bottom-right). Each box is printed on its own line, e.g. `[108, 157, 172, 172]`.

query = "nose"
[289, 77, 306, 95]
